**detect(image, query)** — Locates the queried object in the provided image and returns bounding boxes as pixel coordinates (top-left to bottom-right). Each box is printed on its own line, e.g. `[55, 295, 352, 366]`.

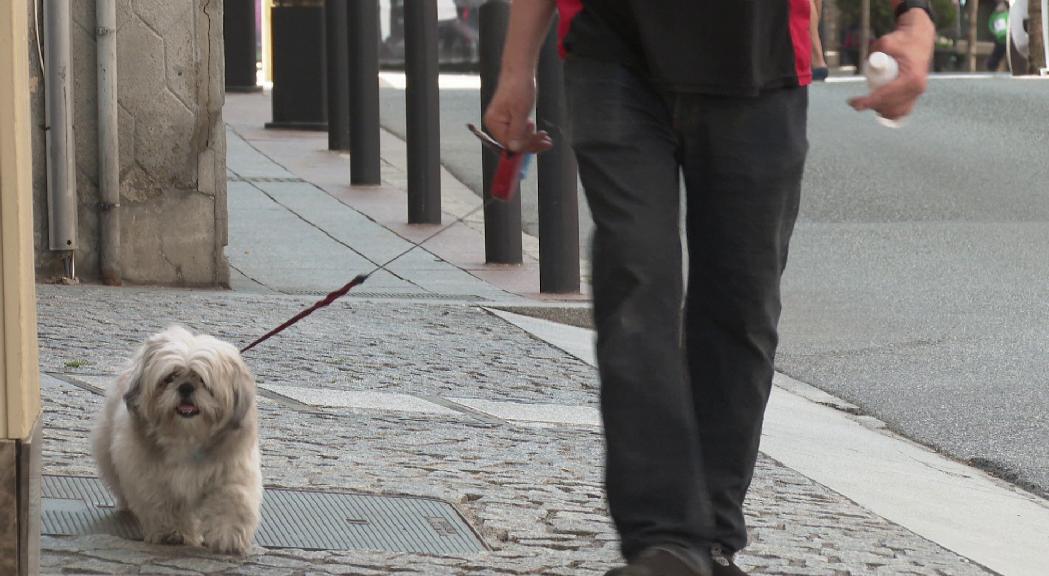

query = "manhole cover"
[42, 475, 486, 554]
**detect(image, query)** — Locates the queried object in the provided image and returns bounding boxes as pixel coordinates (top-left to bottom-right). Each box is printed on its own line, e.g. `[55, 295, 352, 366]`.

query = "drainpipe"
[97, 0, 121, 285]
[1042, 0, 1049, 75]
[43, 0, 77, 278]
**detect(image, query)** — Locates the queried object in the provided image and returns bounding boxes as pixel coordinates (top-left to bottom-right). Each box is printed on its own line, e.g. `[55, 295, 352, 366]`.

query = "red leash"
[240, 274, 369, 354]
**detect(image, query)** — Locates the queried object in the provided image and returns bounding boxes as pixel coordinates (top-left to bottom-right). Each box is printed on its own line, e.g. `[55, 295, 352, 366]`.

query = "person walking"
[811, 0, 830, 80]
[484, 1, 934, 575]
[987, 2, 1009, 71]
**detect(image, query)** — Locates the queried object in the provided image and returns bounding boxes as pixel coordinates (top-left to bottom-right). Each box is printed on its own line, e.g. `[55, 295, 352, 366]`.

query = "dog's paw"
[203, 524, 253, 556]
[144, 530, 189, 546]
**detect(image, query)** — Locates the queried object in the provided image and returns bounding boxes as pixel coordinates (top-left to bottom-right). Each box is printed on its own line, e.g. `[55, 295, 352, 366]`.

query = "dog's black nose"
[178, 382, 194, 397]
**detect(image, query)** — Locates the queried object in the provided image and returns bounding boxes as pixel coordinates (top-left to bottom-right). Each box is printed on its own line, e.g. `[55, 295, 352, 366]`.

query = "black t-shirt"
[559, 0, 813, 96]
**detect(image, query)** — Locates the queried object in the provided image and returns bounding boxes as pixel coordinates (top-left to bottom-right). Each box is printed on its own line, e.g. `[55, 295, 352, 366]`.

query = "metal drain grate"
[280, 289, 484, 301]
[42, 475, 486, 554]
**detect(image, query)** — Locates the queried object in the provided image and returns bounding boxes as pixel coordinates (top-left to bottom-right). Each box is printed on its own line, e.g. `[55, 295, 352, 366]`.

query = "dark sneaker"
[605, 546, 712, 576]
[710, 546, 748, 576]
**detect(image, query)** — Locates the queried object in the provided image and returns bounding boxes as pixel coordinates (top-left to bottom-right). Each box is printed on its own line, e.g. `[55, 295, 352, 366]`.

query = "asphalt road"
[378, 75, 1049, 498]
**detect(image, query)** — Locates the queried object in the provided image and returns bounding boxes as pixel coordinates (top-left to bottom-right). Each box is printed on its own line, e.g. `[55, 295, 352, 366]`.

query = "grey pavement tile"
[224, 129, 512, 303]
[153, 556, 240, 573]
[259, 385, 459, 416]
[227, 129, 298, 180]
[256, 181, 415, 265]
[60, 557, 140, 574]
[227, 181, 414, 296]
[448, 397, 601, 428]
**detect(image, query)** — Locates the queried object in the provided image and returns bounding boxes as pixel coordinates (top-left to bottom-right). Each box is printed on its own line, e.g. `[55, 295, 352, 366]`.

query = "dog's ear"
[122, 330, 170, 414]
[122, 355, 148, 415]
[123, 380, 141, 413]
[226, 359, 256, 430]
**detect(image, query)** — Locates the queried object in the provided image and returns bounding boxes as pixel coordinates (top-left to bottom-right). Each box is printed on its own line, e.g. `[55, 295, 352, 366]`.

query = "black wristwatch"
[895, 0, 934, 23]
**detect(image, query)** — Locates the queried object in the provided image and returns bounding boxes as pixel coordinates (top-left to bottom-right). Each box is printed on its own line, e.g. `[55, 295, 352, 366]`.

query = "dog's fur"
[92, 325, 262, 555]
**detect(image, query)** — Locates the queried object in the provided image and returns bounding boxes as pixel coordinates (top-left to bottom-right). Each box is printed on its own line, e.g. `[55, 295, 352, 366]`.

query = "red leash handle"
[467, 123, 527, 202]
[491, 149, 525, 201]
[240, 274, 369, 354]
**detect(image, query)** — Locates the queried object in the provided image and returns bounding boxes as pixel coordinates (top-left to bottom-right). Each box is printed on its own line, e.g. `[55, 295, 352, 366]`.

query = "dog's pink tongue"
[177, 403, 199, 416]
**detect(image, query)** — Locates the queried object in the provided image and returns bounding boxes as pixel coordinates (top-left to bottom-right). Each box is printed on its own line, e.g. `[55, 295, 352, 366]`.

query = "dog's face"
[123, 326, 254, 445]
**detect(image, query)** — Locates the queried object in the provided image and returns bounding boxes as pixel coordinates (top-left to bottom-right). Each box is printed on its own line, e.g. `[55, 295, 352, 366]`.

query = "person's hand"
[483, 74, 553, 153]
[849, 9, 935, 120]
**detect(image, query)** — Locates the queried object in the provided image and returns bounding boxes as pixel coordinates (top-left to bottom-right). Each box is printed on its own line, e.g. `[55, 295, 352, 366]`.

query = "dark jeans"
[988, 41, 1006, 71]
[564, 57, 807, 559]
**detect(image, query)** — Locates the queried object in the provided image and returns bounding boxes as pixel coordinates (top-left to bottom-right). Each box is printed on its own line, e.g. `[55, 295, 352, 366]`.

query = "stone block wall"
[29, 0, 228, 286]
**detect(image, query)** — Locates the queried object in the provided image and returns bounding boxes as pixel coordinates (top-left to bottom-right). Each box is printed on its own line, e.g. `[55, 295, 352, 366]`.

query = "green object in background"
[989, 10, 1008, 43]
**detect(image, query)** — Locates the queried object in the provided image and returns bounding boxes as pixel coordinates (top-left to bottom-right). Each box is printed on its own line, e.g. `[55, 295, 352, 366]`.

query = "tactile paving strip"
[42, 475, 486, 554]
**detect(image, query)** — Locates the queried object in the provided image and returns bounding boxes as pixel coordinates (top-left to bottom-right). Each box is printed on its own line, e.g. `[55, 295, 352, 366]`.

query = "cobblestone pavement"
[36, 285, 995, 575]
[37, 286, 597, 407]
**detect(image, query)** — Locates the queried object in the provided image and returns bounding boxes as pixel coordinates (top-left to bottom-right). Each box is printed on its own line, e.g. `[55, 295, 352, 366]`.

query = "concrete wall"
[29, 0, 229, 286]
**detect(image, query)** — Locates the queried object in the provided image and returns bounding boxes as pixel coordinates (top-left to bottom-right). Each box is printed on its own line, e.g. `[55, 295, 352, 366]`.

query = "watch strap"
[895, 0, 934, 23]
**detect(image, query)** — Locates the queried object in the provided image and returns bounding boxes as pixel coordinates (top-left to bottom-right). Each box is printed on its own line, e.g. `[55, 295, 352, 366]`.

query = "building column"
[0, 0, 44, 574]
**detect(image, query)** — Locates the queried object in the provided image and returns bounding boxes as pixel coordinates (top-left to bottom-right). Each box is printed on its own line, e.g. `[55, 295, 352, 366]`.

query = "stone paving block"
[116, 20, 166, 107]
[36, 287, 601, 406]
[81, 547, 158, 565]
[62, 557, 140, 574]
[147, 567, 205, 576]
[260, 385, 458, 416]
[449, 397, 601, 427]
[154, 556, 239, 573]
[134, 89, 199, 189]
[154, 3, 198, 108]
[34, 0, 227, 285]
[222, 566, 296, 576]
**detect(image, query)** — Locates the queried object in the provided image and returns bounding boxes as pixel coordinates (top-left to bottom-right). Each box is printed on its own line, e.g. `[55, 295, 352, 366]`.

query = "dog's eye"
[162, 373, 176, 385]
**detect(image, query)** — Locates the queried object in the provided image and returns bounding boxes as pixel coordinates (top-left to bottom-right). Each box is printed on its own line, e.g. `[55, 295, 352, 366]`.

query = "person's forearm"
[500, 0, 557, 79]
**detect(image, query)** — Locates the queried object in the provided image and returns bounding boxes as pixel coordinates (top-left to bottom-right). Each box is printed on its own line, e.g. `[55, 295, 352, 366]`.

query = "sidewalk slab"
[226, 129, 508, 301]
[448, 397, 601, 428]
[224, 91, 588, 302]
[227, 179, 409, 294]
[35, 285, 998, 575]
[260, 384, 459, 417]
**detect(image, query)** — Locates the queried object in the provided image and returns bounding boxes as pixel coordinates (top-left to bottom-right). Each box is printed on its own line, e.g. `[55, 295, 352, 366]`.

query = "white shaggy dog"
[92, 325, 262, 555]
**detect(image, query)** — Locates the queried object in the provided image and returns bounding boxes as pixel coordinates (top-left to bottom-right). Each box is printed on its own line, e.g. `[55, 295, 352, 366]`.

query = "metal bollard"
[325, 0, 351, 150]
[224, 0, 260, 92]
[404, 0, 441, 224]
[478, 0, 522, 264]
[536, 17, 580, 294]
[348, 0, 381, 184]
[268, 0, 328, 130]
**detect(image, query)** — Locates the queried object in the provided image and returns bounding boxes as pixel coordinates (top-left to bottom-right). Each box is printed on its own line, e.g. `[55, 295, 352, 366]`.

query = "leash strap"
[239, 274, 369, 354]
